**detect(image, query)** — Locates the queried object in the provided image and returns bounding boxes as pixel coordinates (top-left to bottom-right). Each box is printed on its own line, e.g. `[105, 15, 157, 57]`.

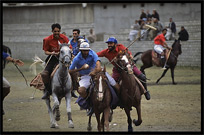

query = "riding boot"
[71, 90, 78, 98]
[87, 98, 94, 116]
[138, 73, 150, 100]
[42, 83, 51, 99]
[161, 57, 169, 69]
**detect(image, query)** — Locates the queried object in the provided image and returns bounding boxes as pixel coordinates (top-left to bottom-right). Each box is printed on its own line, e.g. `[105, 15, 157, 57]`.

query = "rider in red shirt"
[97, 37, 150, 100]
[41, 23, 71, 99]
[154, 28, 171, 68]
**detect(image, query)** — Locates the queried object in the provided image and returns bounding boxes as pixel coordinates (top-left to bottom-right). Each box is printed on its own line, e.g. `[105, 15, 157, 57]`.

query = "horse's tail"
[133, 52, 143, 58]
[133, 52, 143, 64]
[29, 55, 45, 75]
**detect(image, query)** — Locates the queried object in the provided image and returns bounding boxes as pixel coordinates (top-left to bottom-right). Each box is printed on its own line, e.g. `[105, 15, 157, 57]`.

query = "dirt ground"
[2, 62, 202, 133]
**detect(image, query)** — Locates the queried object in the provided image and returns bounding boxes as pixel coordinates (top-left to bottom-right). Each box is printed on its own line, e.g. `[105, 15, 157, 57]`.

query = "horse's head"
[58, 42, 72, 67]
[172, 39, 182, 55]
[115, 50, 133, 73]
[92, 66, 108, 101]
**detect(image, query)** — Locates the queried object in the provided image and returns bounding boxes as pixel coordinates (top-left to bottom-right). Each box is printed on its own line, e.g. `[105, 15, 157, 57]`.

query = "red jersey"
[97, 44, 132, 65]
[154, 33, 166, 46]
[43, 34, 69, 52]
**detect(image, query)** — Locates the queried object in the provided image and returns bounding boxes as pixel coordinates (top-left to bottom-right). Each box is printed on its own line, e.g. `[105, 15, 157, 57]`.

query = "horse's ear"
[103, 65, 106, 72]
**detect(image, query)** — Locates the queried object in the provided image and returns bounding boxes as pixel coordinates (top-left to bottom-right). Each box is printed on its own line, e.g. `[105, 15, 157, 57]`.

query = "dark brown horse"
[134, 40, 182, 84]
[114, 50, 143, 132]
[87, 67, 112, 132]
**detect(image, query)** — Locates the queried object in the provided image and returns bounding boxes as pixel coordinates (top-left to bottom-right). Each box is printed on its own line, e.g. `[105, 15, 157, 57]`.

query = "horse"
[87, 67, 112, 132]
[133, 39, 182, 84]
[44, 42, 74, 128]
[3, 45, 12, 69]
[114, 50, 143, 132]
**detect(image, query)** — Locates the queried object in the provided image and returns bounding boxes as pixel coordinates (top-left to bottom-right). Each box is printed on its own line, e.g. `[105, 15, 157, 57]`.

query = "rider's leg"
[3, 77, 11, 115]
[105, 71, 120, 95]
[70, 72, 79, 98]
[78, 75, 93, 116]
[132, 65, 150, 100]
[41, 70, 51, 99]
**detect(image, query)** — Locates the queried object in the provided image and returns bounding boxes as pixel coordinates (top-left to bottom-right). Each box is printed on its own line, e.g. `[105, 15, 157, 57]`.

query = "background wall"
[2, 3, 201, 66]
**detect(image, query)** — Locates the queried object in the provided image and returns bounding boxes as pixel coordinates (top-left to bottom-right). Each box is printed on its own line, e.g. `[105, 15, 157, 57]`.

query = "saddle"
[30, 64, 59, 91]
[152, 49, 169, 67]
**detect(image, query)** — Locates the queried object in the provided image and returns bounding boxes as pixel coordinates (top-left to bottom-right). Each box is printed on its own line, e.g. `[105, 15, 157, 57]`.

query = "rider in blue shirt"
[70, 29, 89, 56]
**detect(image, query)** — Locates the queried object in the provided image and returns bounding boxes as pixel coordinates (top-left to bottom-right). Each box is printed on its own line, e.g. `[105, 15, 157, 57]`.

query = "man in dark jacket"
[178, 26, 189, 41]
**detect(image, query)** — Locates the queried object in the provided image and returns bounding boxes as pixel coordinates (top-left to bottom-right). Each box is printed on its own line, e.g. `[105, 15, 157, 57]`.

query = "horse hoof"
[50, 123, 58, 128]
[87, 125, 92, 131]
[55, 116, 60, 121]
[173, 82, 177, 85]
[133, 119, 142, 126]
[128, 125, 133, 132]
[68, 120, 74, 128]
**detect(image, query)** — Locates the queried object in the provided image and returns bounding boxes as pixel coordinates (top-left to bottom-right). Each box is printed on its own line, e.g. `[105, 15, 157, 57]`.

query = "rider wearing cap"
[69, 42, 120, 115]
[154, 28, 172, 68]
[97, 37, 150, 100]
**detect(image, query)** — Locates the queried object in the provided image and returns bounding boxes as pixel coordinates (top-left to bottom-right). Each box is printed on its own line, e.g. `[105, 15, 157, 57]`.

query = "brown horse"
[134, 40, 182, 84]
[87, 67, 112, 132]
[114, 50, 143, 132]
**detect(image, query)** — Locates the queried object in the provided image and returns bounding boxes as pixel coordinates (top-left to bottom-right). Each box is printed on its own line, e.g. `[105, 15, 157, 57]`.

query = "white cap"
[79, 42, 90, 50]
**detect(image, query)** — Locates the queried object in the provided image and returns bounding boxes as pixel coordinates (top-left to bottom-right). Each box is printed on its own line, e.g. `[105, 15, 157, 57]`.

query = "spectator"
[166, 18, 176, 40]
[146, 9, 152, 20]
[149, 18, 163, 40]
[140, 9, 147, 22]
[128, 20, 140, 41]
[152, 9, 160, 21]
[178, 26, 189, 41]
[139, 19, 148, 41]
[87, 28, 97, 43]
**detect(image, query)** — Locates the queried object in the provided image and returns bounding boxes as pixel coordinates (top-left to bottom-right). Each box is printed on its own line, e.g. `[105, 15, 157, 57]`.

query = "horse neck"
[121, 70, 133, 84]
[58, 62, 68, 78]
[172, 43, 181, 57]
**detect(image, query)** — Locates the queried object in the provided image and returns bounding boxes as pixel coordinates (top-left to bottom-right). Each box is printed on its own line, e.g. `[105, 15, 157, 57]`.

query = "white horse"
[45, 42, 74, 128]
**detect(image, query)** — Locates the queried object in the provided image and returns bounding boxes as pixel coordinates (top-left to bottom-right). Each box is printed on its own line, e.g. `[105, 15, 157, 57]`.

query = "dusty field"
[2, 61, 202, 133]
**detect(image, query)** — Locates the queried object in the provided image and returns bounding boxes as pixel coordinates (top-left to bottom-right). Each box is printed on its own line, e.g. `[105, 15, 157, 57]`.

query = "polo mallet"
[30, 55, 53, 99]
[106, 24, 157, 65]
[162, 48, 172, 70]
[126, 24, 157, 49]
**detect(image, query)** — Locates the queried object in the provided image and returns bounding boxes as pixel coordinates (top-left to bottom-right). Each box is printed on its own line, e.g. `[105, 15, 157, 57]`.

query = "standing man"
[168, 18, 176, 40]
[41, 23, 69, 99]
[154, 28, 172, 68]
[97, 37, 150, 100]
[2, 52, 24, 115]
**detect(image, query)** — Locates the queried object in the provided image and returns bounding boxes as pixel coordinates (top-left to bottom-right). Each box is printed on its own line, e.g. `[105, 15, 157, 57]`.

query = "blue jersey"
[3, 52, 9, 60]
[70, 38, 89, 56]
[69, 49, 100, 75]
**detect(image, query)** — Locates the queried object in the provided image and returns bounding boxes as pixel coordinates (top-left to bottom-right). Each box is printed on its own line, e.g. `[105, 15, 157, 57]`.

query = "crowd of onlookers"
[128, 9, 189, 42]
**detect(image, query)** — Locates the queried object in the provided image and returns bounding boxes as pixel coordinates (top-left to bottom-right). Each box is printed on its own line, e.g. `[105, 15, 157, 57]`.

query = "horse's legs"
[170, 67, 177, 84]
[55, 98, 61, 121]
[95, 112, 102, 132]
[133, 102, 142, 126]
[87, 115, 92, 131]
[45, 98, 57, 128]
[103, 107, 110, 131]
[101, 113, 105, 132]
[156, 68, 169, 84]
[124, 107, 133, 132]
[65, 92, 74, 128]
